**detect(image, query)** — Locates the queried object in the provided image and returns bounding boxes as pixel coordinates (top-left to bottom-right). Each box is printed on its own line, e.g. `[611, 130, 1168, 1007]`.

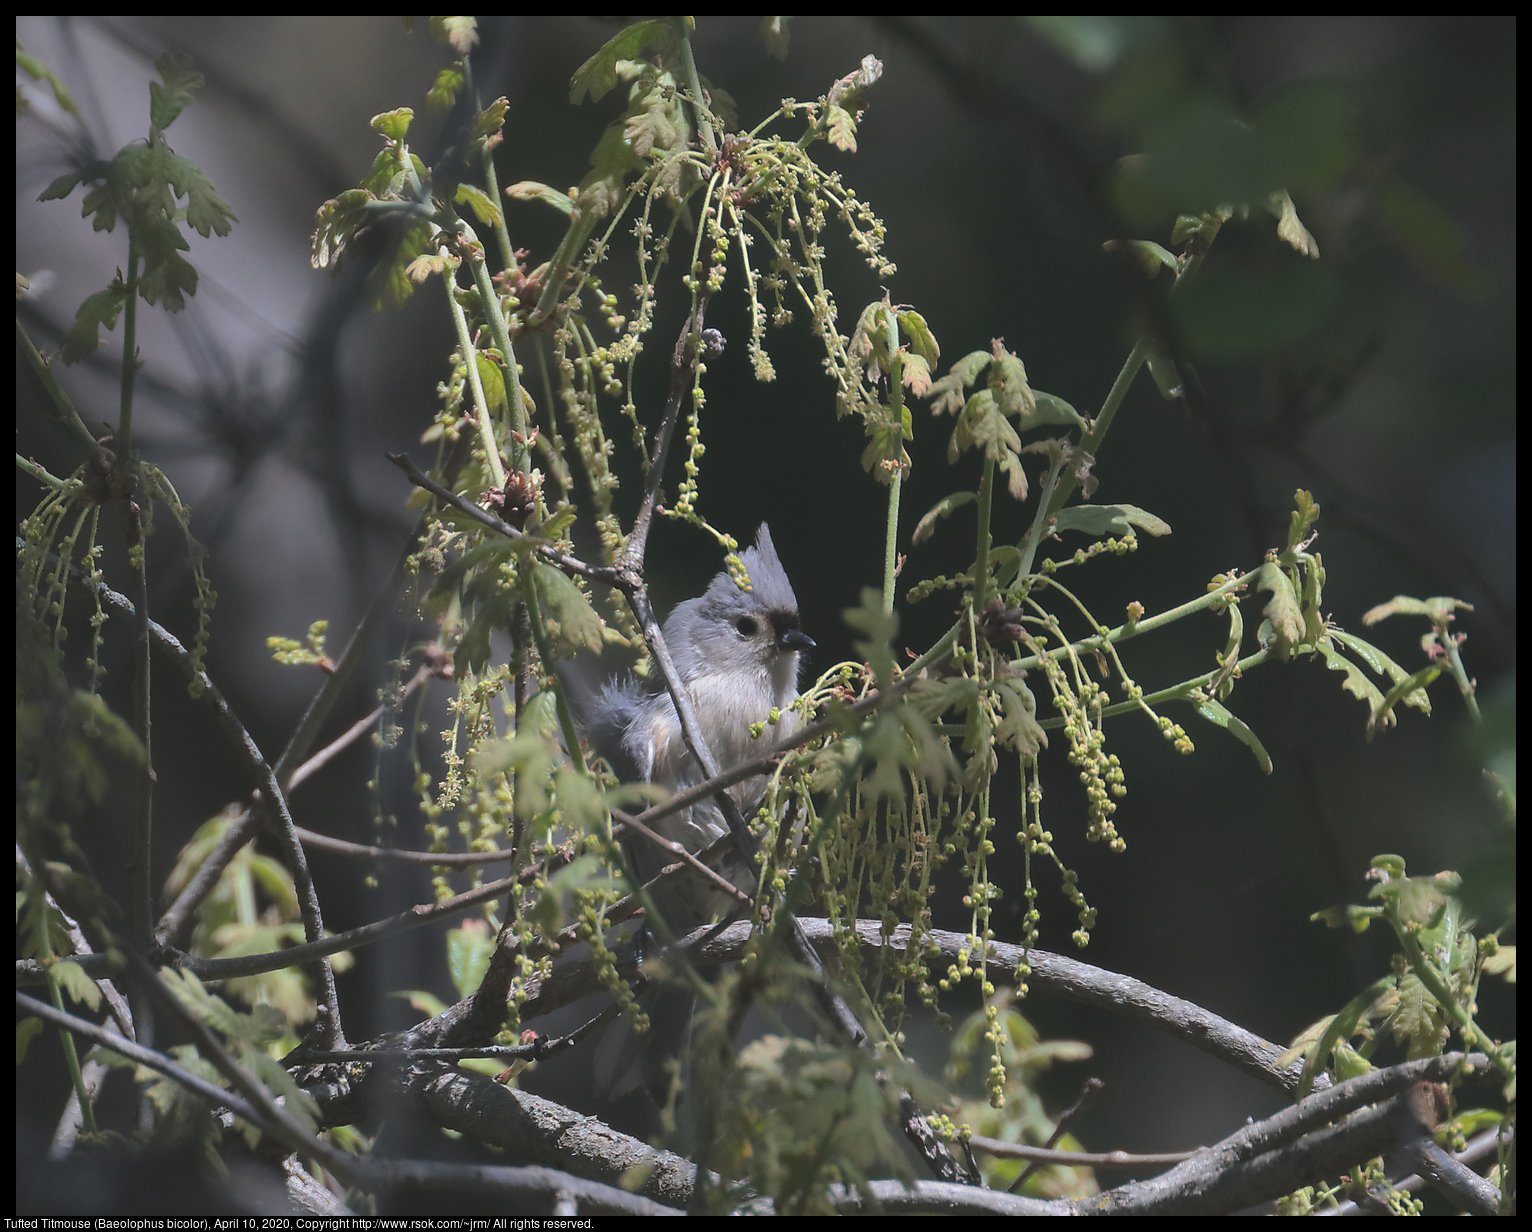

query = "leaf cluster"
[39, 54, 235, 357]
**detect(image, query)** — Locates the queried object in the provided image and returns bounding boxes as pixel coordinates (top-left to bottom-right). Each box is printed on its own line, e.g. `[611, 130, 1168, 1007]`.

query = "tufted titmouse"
[587, 523, 813, 1101]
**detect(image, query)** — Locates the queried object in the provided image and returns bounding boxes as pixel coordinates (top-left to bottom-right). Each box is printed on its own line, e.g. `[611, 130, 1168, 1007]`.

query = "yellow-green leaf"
[370, 108, 414, 142]
[534, 563, 603, 654]
[1049, 503, 1170, 539]
[569, 19, 675, 106]
[913, 491, 977, 545]
[17, 1017, 44, 1064]
[505, 181, 575, 216]
[1256, 562, 1304, 652]
[1190, 697, 1271, 774]
[455, 182, 503, 228]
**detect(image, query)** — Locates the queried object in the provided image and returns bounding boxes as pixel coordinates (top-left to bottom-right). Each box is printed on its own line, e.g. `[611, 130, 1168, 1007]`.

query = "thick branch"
[375, 1158, 682, 1217]
[495, 919, 1324, 1096]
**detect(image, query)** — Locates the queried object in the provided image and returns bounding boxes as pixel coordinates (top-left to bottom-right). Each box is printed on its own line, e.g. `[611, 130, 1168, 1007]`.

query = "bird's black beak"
[778, 628, 815, 652]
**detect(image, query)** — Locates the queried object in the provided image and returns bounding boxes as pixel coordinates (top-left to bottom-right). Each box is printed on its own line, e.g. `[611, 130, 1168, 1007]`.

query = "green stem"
[1393, 922, 1511, 1078]
[901, 620, 963, 680]
[1440, 625, 1482, 723]
[1012, 452, 1064, 588]
[481, 143, 517, 272]
[461, 56, 517, 274]
[118, 249, 141, 459]
[1040, 222, 1220, 521]
[883, 314, 905, 615]
[16, 322, 101, 456]
[1045, 338, 1147, 519]
[531, 211, 598, 324]
[468, 101, 517, 277]
[1035, 645, 1275, 727]
[883, 470, 903, 616]
[1012, 567, 1262, 674]
[444, 270, 505, 489]
[16, 454, 72, 491]
[43, 957, 96, 1135]
[672, 17, 718, 154]
[459, 221, 529, 476]
[971, 456, 995, 612]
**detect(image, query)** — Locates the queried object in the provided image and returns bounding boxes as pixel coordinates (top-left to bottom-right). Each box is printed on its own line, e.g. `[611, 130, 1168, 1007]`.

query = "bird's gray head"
[664, 524, 814, 697]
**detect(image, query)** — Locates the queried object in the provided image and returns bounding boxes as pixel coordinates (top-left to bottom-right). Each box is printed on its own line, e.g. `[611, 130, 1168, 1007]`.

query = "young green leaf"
[827, 54, 885, 108]
[59, 284, 128, 366]
[455, 182, 503, 228]
[50, 960, 103, 1012]
[569, 19, 675, 106]
[534, 563, 604, 655]
[149, 53, 202, 132]
[994, 680, 1048, 757]
[1103, 238, 1179, 278]
[370, 108, 415, 142]
[826, 103, 859, 153]
[926, 349, 990, 417]
[1190, 696, 1272, 773]
[1316, 636, 1389, 727]
[989, 344, 1036, 419]
[1049, 503, 1171, 539]
[759, 15, 791, 60]
[474, 351, 508, 416]
[16, 45, 82, 119]
[844, 587, 898, 691]
[1256, 562, 1304, 653]
[901, 351, 932, 397]
[472, 96, 510, 142]
[1327, 629, 1432, 718]
[135, 215, 198, 311]
[1361, 594, 1472, 627]
[1285, 488, 1321, 552]
[912, 491, 977, 545]
[505, 181, 576, 217]
[896, 309, 940, 367]
[1269, 190, 1319, 259]
[951, 390, 1028, 500]
[426, 62, 466, 112]
[1022, 390, 1087, 432]
[1368, 665, 1441, 741]
[446, 919, 496, 1001]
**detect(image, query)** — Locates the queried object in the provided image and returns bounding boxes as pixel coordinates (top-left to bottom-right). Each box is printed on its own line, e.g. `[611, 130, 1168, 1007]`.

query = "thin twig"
[151, 863, 540, 981]
[384, 452, 627, 588]
[292, 827, 516, 867]
[1009, 1075, 1105, 1191]
[978, 1133, 1199, 1171]
[374, 1159, 683, 1217]
[287, 661, 435, 793]
[293, 1002, 622, 1068]
[612, 807, 753, 909]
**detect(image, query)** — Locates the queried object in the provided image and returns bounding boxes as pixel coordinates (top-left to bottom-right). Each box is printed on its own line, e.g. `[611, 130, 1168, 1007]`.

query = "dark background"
[17, 15, 1514, 1188]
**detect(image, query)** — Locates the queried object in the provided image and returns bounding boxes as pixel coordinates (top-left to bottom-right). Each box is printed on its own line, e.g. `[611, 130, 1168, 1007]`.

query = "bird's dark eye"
[735, 616, 758, 637]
